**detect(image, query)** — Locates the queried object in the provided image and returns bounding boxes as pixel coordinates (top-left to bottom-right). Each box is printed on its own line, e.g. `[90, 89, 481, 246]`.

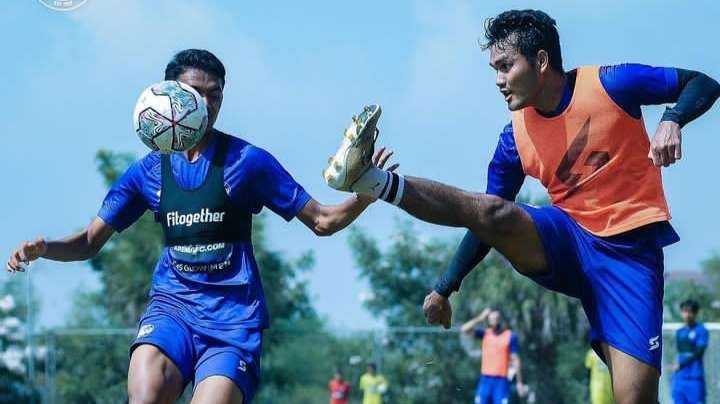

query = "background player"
[6, 49, 395, 404]
[672, 299, 708, 404]
[328, 369, 351, 404]
[359, 363, 388, 404]
[461, 308, 524, 404]
[586, 348, 614, 404]
[324, 9, 720, 404]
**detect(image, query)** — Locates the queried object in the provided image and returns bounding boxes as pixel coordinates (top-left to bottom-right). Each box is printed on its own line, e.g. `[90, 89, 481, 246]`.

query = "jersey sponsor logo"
[649, 335, 660, 351]
[166, 208, 226, 227]
[172, 258, 232, 273]
[689, 330, 696, 340]
[171, 242, 227, 255]
[137, 324, 154, 338]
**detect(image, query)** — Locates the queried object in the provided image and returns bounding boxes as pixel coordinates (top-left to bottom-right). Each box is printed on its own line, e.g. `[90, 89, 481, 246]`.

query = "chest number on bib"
[554, 118, 609, 187]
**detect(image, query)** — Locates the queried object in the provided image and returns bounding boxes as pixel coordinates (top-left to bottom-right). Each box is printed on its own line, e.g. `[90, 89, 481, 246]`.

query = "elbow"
[87, 241, 103, 259]
[312, 223, 338, 237]
[85, 233, 106, 259]
[700, 73, 720, 99]
[713, 79, 720, 99]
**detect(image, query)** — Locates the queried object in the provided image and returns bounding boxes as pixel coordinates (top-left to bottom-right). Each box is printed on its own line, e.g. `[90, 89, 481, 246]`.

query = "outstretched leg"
[397, 176, 546, 275]
[324, 106, 547, 275]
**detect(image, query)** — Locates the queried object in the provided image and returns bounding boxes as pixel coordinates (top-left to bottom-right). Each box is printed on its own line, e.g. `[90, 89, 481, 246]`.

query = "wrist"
[433, 282, 452, 298]
[39, 239, 49, 258]
[661, 108, 684, 127]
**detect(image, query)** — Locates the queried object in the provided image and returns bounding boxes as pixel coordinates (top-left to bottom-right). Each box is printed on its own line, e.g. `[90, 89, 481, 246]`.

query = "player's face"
[488, 311, 501, 327]
[681, 308, 696, 324]
[177, 68, 224, 134]
[489, 42, 541, 111]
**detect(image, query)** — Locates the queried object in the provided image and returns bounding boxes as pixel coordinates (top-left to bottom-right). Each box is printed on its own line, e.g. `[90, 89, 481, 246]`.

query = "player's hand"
[6, 238, 47, 273]
[357, 146, 399, 203]
[516, 382, 528, 398]
[423, 291, 452, 329]
[480, 307, 492, 317]
[648, 121, 682, 167]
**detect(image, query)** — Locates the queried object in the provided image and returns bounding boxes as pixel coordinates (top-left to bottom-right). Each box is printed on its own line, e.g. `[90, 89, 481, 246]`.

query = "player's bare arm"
[459, 309, 492, 334]
[511, 353, 525, 395]
[299, 139, 398, 236]
[6, 217, 114, 272]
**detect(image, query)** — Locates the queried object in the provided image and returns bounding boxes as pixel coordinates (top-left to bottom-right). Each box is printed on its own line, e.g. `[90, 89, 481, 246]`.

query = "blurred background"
[2, 1, 719, 402]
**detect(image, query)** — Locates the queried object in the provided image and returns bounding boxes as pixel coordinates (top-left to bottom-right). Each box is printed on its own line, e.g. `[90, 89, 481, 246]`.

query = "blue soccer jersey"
[98, 131, 311, 328]
[675, 323, 709, 379]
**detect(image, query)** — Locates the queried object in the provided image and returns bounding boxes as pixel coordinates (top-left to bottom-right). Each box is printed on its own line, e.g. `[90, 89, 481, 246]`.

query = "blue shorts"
[130, 301, 262, 402]
[475, 375, 509, 404]
[672, 377, 705, 404]
[520, 205, 671, 371]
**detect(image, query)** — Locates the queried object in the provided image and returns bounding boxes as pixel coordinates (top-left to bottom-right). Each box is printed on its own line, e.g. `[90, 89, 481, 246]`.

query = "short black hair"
[367, 363, 377, 370]
[482, 9, 563, 72]
[164, 49, 226, 86]
[680, 299, 700, 313]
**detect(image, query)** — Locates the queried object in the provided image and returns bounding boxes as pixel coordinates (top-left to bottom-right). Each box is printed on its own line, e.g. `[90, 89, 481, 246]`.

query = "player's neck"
[183, 129, 215, 162]
[533, 70, 566, 114]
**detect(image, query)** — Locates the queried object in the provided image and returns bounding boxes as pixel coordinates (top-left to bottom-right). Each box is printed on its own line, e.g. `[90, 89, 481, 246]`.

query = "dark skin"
[7, 67, 397, 404]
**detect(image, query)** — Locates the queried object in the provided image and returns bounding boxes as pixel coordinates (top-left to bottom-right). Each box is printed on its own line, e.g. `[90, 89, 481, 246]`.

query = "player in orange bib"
[462, 309, 524, 404]
[323, 9, 720, 403]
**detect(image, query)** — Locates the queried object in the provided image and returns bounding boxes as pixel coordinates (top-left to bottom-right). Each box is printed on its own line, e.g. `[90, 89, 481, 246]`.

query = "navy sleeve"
[97, 161, 148, 232]
[599, 64, 679, 118]
[229, 146, 311, 221]
[662, 69, 720, 127]
[510, 333, 519, 353]
[474, 327, 485, 340]
[434, 123, 524, 296]
[601, 64, 720, 126]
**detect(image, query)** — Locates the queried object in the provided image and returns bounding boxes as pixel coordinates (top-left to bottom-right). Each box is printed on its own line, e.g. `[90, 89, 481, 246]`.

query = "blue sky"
[2, 0, 720, 330]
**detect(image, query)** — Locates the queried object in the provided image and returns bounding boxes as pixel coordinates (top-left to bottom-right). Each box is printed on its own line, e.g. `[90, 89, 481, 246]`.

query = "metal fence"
[8, 324, 720, 403]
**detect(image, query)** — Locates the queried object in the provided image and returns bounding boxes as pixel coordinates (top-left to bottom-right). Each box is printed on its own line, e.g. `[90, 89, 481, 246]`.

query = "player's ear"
[535, 49, 549, 73]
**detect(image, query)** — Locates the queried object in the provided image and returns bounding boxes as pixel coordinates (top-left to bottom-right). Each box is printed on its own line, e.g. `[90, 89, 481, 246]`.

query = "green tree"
[0, 277, 41, 402]
[664, 252, 720, 322]
[348, 218, 589, 403]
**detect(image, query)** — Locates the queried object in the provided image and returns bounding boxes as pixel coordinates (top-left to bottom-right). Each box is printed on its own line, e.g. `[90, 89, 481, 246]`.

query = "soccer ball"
[133, 80, 208, 153]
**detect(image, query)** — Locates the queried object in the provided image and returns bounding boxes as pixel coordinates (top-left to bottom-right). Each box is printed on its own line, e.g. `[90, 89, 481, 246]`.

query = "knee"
[473, 194, 515, 234]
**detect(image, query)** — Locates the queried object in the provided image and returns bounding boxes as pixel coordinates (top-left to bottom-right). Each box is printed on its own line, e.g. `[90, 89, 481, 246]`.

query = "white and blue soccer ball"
[133, 80, 208, 153]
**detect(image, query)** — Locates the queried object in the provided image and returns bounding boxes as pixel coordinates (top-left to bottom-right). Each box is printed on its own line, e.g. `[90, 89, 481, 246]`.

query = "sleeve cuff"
[285, 188, 312, 222]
